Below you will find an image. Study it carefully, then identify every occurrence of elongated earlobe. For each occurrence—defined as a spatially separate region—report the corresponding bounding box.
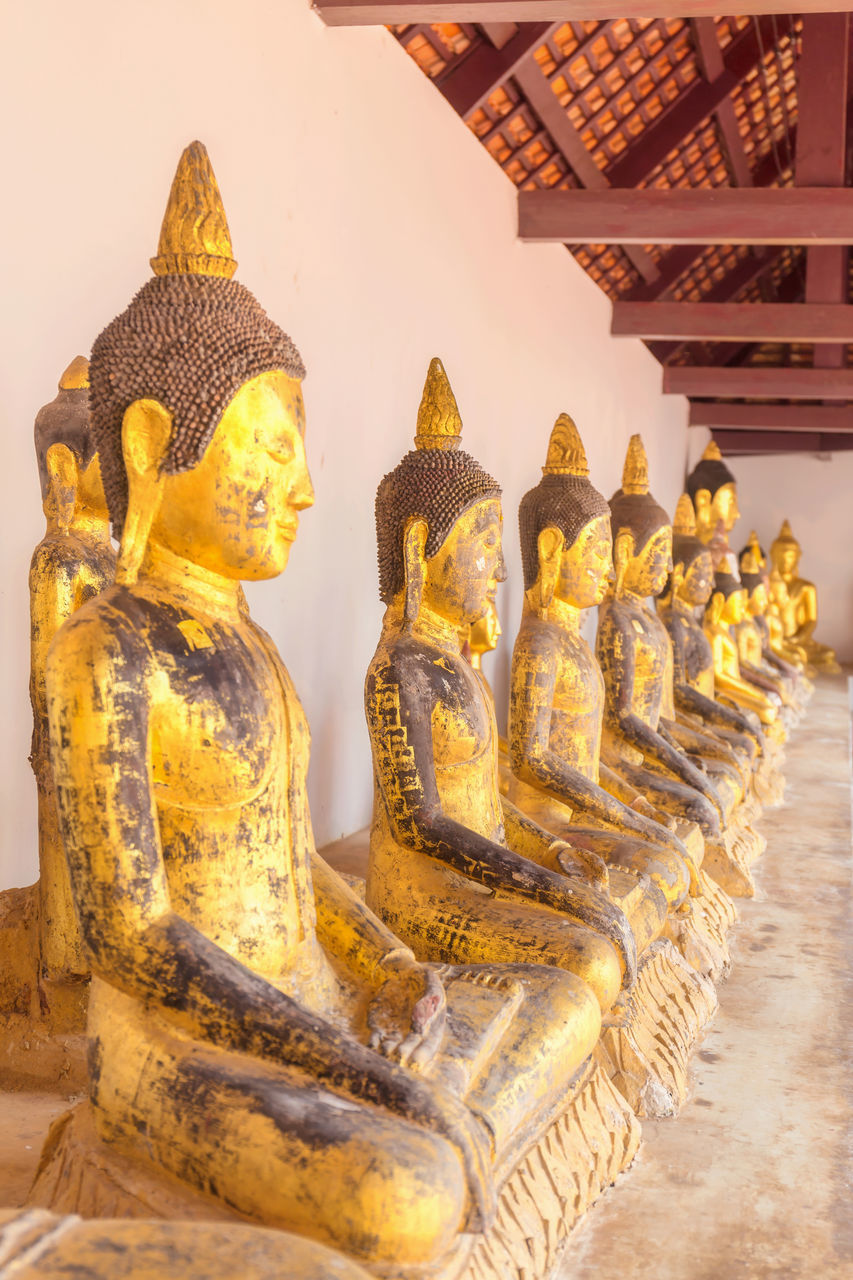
[44,443,79,535]
[536,526,564,616]
[613,529,634,598]
[402,517,429,629]
[116,399,173,586]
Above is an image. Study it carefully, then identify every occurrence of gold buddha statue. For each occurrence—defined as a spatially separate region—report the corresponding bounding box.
[686,442,740,569]
[658,498,784,809]
[769,520,840,674]
[34,144,635,1276]
[703,571,785,729]
[30,357,116,984]
[364,372,718,1125]
[738,548,809,716]
[504,415,732,984]
[0,360,114,1089]
[596,437,759,898]
[740,531,814,679]
[732,553,799,713]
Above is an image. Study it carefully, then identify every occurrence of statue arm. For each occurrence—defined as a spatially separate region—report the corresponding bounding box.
[499,796,610,890]
[673,680,761,751]
[310,851,418,983]
[366,653,636,986]
[598,610,722,820]
[29,548,77,728]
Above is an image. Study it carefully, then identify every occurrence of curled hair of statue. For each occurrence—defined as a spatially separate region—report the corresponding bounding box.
[375,359,501,603]
[686,440,736,503]
[609,434,670,552]
[88,142,305,538]
[518,414,609,591]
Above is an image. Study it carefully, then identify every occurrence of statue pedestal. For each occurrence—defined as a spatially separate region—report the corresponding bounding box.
[0,884,87,1092]
[29,1061,641,1280]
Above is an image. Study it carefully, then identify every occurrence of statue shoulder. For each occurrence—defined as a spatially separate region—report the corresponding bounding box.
[46,585,152,684]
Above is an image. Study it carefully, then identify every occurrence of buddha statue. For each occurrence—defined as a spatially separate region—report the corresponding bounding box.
[364,372,717,1124]
[703,571,785,729]
[739,549,808,715]
[34,144,641,1277]
[596,436,759,898]
[769,520,840,674]
[741,531,814,677]
[686,442,740,570]
[657,497,784,807]
[504,415,732,986]
[732,552,799,714]
[0,360,114,1089]
[30,357,116,983]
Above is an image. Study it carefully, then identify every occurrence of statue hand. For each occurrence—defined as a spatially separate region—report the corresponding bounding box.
[552,841,610,892]
[368,961,446,1068]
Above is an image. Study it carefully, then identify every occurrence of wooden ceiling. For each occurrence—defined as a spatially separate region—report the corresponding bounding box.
[315,5,853,457]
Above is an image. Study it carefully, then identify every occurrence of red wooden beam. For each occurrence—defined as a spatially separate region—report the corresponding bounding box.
[518,188,853,246]
[664,366,853,400]
[436,22,559,117]
[690,18,752,188]
[605,17,776,190]
[797,14,851,371]
[512,56,660,283]
[712,429,853,454]
[689,402,853,432]
[612,302,853,344]
[316,3,849,24]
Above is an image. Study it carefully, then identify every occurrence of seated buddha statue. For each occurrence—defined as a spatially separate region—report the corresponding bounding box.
[741,531,814,678]
[504,415,732,983]
[686,442,740,572]
[769,520,840,674]
[596,437,758,898]
[30,357,116,984]
[731,553,798,713]
[36,144,640,1275]
[364,372,719,1121]
[738,548,808,716]
[703,572,784,730]
[657,497,783,808]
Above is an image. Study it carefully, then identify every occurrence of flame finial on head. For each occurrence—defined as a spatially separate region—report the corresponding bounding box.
[673,492,696,536]
[778,518,795,540]
[58,356,89,390]
[543,412,589,477]
[622,433,649,495]
[702,441,723,462]
[415,357,462,452]
[150,141,238,280]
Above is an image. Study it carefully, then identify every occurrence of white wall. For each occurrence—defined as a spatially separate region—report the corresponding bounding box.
[709,449,853,664]
[0,0,690,889]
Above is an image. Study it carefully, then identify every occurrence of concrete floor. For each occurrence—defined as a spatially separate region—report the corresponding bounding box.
[560,675,853,1280]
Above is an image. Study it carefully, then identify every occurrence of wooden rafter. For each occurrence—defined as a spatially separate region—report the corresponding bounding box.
[690,18,752,188]
[664,366,853,400]
[712,429,853,454]
[690,402,853,432]
[435,21,560,116]
[316,3,851,24]
[518,188,853,246]
[612,303,853,344]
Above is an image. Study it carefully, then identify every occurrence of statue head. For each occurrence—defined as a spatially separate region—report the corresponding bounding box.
[686,441,740,537]
[375,359,504,632]
[467,598,502,673]
[89,142,312,586]
[518,414,612,613]
[739,549,769,616]
[609,434,672,600]
[34,357,109,534]
[667,493,714,607]
[707,570,748,627]
[769,519,801,579]
[738,529,767,575]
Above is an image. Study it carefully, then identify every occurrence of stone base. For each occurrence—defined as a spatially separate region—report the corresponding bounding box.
[0,884,88,1093]
[595,940,717,1119]
[664,870,736,983]
[29,1060,641,1280]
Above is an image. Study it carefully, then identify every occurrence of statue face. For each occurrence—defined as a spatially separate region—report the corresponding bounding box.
[679,550,714,607]
[749,583,768,615]
[423,498,506,630]
[554,514,612,609]
[713,482,740,532]
[624,525,672,598]
[152,370,313,581]
[773,544,799,577]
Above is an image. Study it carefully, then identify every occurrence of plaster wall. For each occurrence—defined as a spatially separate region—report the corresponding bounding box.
[0,0,689,888]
